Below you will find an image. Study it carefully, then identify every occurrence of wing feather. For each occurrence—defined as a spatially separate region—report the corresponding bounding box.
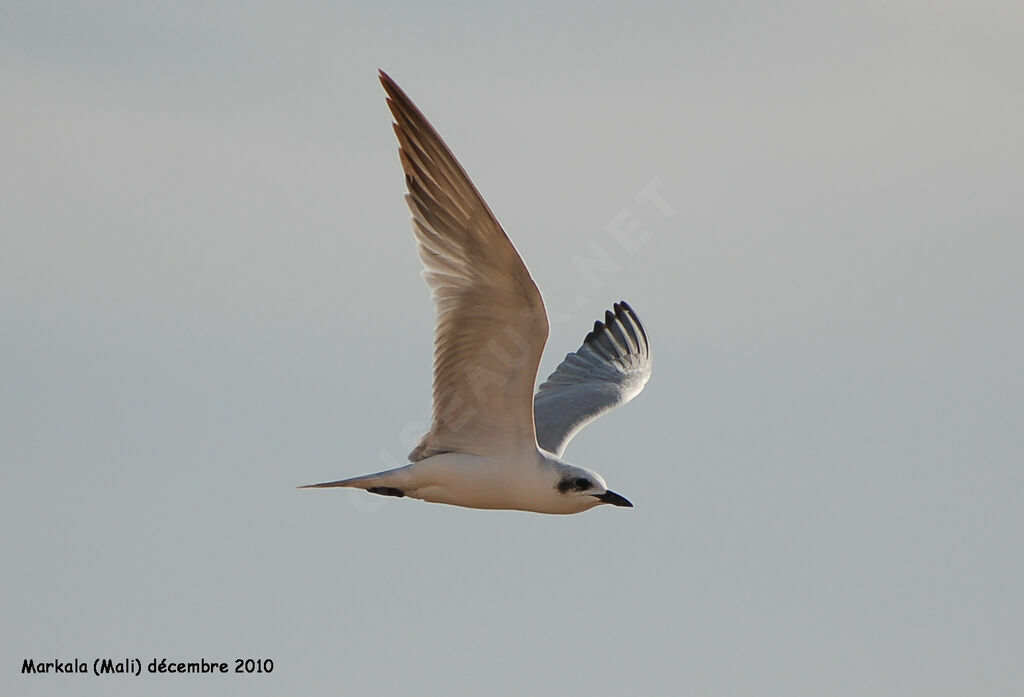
[533,302,652,456]
[379,71,549,462]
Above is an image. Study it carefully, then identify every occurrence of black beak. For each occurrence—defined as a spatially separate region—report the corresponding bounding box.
[595,490,633,507]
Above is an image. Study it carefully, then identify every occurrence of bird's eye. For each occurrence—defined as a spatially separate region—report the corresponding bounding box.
[574,478,590,491]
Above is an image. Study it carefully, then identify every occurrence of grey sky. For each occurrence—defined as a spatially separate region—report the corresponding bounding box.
[3,2,1022,695]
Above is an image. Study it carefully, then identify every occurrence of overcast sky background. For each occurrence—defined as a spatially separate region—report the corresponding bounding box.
[3,2,1022,695]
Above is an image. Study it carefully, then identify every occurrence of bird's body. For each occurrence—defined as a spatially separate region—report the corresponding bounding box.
[315,449,621,515]
[301,71,652,514]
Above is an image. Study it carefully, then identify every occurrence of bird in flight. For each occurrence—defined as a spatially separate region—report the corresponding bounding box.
[301,71,652,514]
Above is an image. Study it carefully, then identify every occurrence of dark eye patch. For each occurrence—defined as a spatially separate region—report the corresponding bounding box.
[557,477,594,493]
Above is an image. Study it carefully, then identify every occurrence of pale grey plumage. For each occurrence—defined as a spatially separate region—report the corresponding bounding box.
[534,302,652,457]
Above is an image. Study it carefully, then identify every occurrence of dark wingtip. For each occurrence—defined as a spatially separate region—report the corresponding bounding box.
[614,300,636,321]
[612,300,648,351]
[378,69,407,107]
[613,301,635,333]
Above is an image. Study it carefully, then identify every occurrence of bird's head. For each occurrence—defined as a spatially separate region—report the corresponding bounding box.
[552,464,633,512]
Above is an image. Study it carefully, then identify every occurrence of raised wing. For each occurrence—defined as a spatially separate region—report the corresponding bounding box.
[533,302,652,456]
[380,71,550,462]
